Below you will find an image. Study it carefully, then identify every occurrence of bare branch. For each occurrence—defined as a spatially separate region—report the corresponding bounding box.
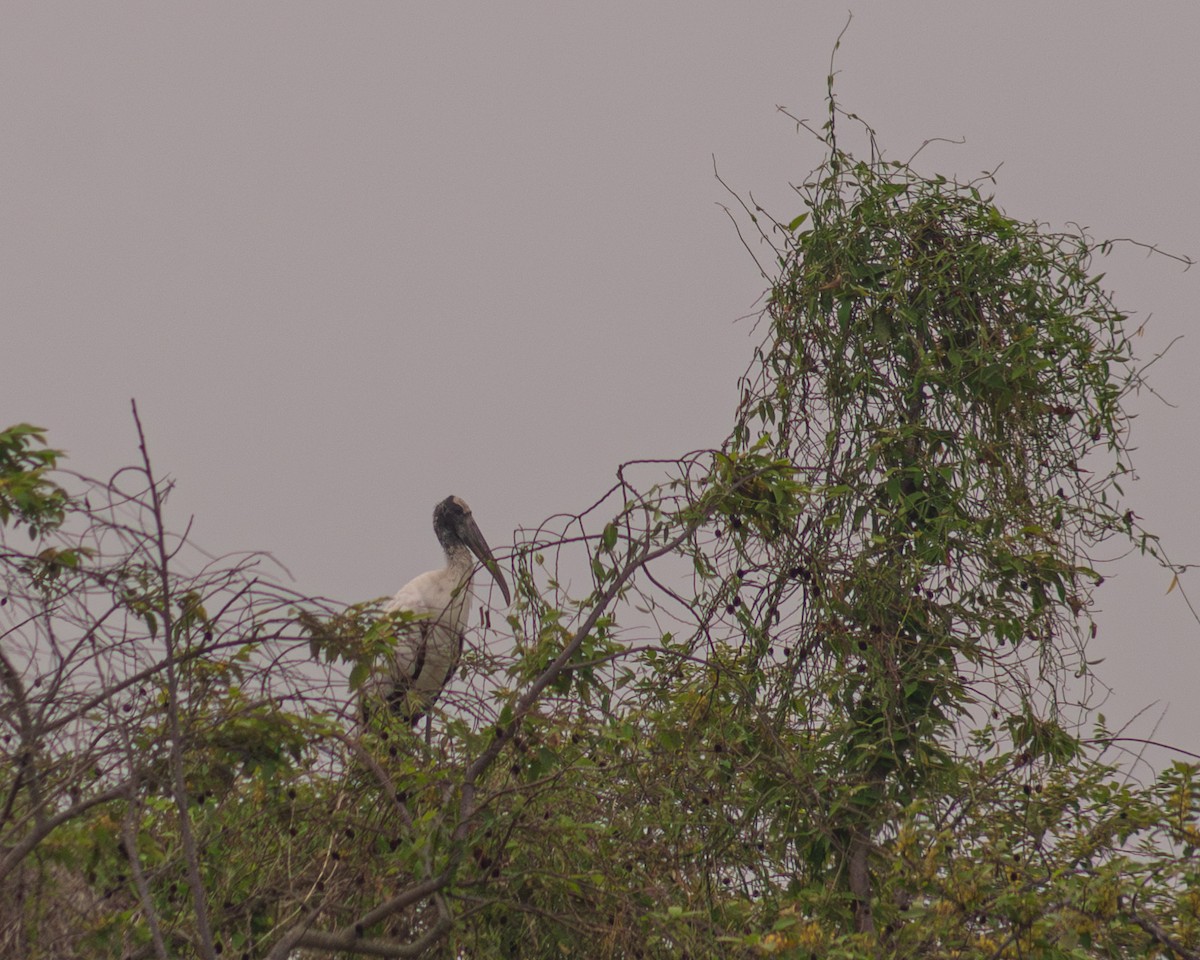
[130,399,217,960]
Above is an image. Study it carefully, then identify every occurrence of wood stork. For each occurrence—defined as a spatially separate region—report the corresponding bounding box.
[368,496,511,725]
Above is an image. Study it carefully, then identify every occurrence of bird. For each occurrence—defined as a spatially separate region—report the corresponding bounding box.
[367,495,511,725]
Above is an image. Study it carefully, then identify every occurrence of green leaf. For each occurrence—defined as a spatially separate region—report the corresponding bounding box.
[348,661,370,691]
[602,522,618,550]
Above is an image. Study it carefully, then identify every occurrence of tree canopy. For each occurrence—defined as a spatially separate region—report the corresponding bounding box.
[2,96,1196,960]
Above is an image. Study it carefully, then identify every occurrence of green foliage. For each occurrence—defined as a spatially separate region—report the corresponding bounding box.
[0,423,67,538]
[298,601,425,694]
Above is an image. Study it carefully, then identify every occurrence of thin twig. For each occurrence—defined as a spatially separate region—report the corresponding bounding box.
[131,398,217,960]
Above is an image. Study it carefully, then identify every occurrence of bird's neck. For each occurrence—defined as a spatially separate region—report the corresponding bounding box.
[443,544,475,579]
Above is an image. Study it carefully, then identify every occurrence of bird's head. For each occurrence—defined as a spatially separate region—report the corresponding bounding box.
[434,496,512,606]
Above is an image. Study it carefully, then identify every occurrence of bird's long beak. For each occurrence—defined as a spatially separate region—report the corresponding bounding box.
[463,517,512,606]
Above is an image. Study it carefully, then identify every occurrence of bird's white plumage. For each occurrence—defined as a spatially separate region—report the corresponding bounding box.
[382,552,475,708]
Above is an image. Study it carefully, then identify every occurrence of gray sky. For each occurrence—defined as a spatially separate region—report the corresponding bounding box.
[3,2,1197,760]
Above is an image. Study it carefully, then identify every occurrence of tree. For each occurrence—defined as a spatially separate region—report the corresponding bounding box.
[2,94,1196,959]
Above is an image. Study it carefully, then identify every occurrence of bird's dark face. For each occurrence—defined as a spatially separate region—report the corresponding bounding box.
[433,496,512,605]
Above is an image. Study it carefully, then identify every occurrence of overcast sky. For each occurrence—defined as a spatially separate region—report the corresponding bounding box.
[3,2,1197,760]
